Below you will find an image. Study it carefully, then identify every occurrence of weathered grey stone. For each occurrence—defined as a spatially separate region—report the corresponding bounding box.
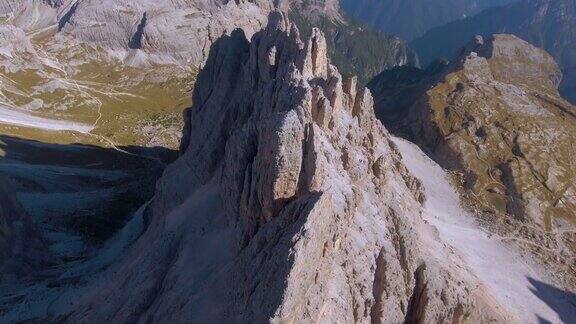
[371,33,576,289]
[75,12,503,323]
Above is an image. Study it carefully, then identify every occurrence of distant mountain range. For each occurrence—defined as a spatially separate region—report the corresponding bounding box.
[411,0,576,103]
[340,0,515,40]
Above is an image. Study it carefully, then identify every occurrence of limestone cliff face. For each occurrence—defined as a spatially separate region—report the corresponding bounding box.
[0,0,414,77]
[57,0,273,66]
[31,12,510,323]
[371,34,576,283]
[0,0,272,67]
[59,1,271,66]
[0,0,72,31]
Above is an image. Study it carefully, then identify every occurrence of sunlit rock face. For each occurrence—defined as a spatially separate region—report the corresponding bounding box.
[0,0,72,31]
[57,0,273,66]
[0,10,511,324]
[0,0,272,66]
[370,34,576,286]
[375,34,576,228]
[67,11,504,323]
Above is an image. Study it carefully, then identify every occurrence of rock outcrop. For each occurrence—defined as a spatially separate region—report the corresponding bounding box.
[0,0,71,31]
[116,12,512,322]
[411,0,576,104]
[0,24,43,72]
[0,0,272,67]
[0,12,511,323]
[0,0,414,77]
[287,1,418,84]
[370,34,576,286]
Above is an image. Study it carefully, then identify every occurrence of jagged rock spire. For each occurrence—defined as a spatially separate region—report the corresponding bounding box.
[147,11,505,322]
[4,11,509,323]
[171,11,384,230]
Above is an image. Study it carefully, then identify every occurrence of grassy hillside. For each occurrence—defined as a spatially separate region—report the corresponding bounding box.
[0,23,194,149]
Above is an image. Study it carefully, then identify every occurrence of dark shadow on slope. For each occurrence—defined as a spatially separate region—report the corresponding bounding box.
[0,134,178,319]
[58,0,79,32]
[410,1,534,68]
[367,60,448,134]
[404,264,429,324]
[0,135,176,245]
[129,12,148,49]
[527,277,576,324]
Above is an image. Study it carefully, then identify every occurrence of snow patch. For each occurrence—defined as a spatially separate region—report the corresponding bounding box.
[0,104,93,133]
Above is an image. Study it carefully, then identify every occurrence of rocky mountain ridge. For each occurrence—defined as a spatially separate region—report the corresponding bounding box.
[411,0,576,104]
[0,11,535,323]
[0,9,574,324]
[370,34,576,288]
[0,0,414,147]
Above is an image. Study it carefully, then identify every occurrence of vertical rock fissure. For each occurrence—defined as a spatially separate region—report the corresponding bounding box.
[57,0,79,32]
[404,264,429,324]
[370,249,388,324]
[129,12,148,50]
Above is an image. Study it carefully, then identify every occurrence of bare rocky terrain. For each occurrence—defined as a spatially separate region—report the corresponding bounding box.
[370,34,576,291]
[411,0,576,104]
[0,2,575,324]
[0,11,574,323]
[0,0,414,149]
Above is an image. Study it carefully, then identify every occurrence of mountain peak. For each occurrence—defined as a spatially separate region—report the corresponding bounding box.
[175,10,383,229]
[11,11,514,322]
[457,34,562,89]
[2,2,575,322]
[369,32,576,291]
[411,0,576,103]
